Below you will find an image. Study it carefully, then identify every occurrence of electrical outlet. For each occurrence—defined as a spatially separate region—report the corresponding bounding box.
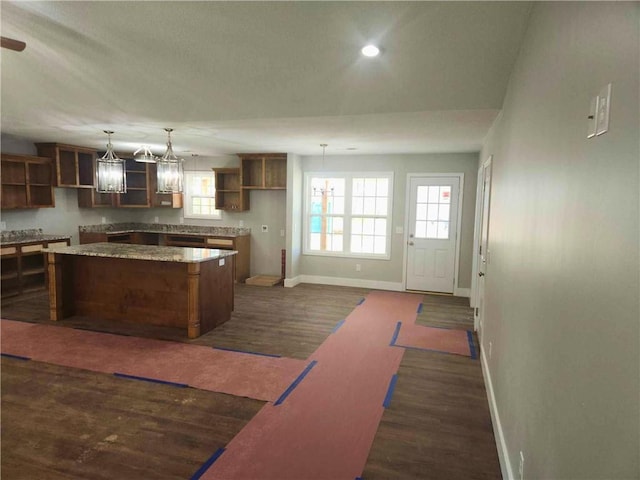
[280,229,285,237]
[179,216,184,224]
[154,216,159,223]
[239,220,244,227]
[489,341,492,359]
[355,264,361,272]
[101,217,106,224]
[519,451,524,480]
[261,225,268,233]
[596,83,612,136]
[0,221,6,230]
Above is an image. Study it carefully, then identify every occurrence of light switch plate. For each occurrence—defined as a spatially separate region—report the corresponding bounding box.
[596,83,612,136]
[587,96,598,138]
[0,221,6,230]
[395,226,403,234]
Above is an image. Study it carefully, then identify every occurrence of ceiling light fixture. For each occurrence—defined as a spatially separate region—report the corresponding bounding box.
[95,130,126,193]
[133,145,157,163]
[361,44,380,57]
[156,128,184,193]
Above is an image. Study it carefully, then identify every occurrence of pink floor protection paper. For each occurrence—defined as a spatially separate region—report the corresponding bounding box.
[0,319,306,402]
[200,290,423,480]
[394,322,475,357]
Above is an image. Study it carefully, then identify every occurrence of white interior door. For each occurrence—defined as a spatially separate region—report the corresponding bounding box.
[406,176,460,293]
[476,158,492,337]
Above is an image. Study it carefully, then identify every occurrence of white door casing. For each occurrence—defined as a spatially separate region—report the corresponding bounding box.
[475,157,492,338]
[405,175,461,293]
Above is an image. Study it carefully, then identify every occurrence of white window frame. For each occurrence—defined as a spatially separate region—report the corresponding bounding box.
[303,171,394,260]
[183,171,222,220]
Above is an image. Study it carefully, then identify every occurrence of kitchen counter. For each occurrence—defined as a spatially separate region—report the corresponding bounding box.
[43,242,237,263]
[45,243,236,338]
[78,222,250,237]
[1,229,71,246]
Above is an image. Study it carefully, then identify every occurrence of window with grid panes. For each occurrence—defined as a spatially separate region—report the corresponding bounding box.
[304,172,393,259]
[183,171,221,220]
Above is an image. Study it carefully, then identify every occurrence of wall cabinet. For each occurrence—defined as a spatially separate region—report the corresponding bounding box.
[214,168,249,211]
[1,154,55,209]
[35,143,96,188]
[239,153,287,189]
[1,238,71,298]
[213,154,286,211]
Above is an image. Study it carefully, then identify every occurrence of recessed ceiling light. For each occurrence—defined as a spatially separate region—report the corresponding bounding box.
[361,44,380,57]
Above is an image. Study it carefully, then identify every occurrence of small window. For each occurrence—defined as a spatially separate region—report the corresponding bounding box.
[183,171,221,220]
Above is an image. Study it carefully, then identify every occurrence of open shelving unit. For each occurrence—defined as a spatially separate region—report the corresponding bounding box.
[214,168,249,211]
[35,143,96,188]
[1,154,55,209]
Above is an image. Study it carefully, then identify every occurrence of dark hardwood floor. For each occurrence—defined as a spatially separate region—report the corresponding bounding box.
[1,284,501,479]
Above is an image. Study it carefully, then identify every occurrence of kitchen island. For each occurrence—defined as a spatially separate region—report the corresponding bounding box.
[44,243,237,338]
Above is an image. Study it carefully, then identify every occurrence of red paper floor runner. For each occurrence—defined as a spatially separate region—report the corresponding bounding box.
[0,319,306,402]
[201,290,423,480]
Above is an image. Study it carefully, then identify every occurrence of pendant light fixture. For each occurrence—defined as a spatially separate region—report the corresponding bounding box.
[96,130,126,193]
[133,145,156,163]
[156,128,184,193]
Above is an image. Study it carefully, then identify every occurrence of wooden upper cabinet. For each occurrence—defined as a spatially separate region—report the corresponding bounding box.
[214,168,249,211]
[238,153,287,190]
[148,163,183,208]
[35,143,96,188]
[1,154,55,209]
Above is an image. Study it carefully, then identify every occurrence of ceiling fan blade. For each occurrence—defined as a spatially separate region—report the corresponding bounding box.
[1,36,26,52]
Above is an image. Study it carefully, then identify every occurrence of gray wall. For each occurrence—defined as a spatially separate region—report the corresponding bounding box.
[480,3,639,479]
[0,138,286,276]
[295,152,478,289]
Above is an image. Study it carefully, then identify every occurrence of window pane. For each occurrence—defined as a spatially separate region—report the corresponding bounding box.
[437,222,449,239]
[438,204,450,222]
[428,186,439,203]
[364,178,376,196]
[363,197,376,215]
[427,204,439,221]
[351,235,362,253]
[375,198,388,216]
[352,217,363,234]
[331,234,343,252]
[193,197,201,205]
[193,205,201,214]
[333,179,345,196]
[332,217,344,234]
[440,186,451,204]
[377,178,389,197]
[310,215,322,233]
[311,196,323,211]
[417,186,428,202]
[416,221,427,238]
[374,236,386,254]
[374,218,386,236]
[352,197,364,215]
[310,233,321,250]
[353,178,364,196]
[426,221,438,238]
[362,218,375,235]
[332,196,345,215]
[362,235,374,253]
[417,203,427,221]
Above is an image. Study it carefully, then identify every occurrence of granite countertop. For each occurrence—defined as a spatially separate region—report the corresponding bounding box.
[43,242,237,263]
[0,229,71,246]
[79,222,251,237]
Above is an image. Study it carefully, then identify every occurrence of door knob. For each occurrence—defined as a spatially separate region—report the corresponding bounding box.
[478,272,485,277]
[408,241,414,246]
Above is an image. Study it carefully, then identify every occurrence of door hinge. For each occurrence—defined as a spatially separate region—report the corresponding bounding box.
[475,307,479,317]
[479,245,482,255]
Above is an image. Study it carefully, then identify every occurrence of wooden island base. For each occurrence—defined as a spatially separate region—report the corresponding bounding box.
[46,244,235,338]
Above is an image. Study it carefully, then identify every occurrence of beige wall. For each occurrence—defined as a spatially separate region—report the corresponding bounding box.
[294,152,478,289]
[480,3,639,478]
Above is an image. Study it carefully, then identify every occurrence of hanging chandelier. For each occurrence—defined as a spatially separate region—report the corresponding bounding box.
[95,130,126,193]
[156,128,184,193]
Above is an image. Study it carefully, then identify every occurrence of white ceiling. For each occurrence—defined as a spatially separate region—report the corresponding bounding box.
[1,1,531,157]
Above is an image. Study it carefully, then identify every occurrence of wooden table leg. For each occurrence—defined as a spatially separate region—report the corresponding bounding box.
[47,252,64,321]
[187,263,201,339]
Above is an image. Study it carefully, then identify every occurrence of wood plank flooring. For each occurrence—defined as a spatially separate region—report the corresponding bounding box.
[1,284,501,479]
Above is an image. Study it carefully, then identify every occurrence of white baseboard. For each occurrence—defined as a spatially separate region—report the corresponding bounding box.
[454,287,471,298]
[284,276,302,288]
[285,274,403,292]
[481,348,513,480]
